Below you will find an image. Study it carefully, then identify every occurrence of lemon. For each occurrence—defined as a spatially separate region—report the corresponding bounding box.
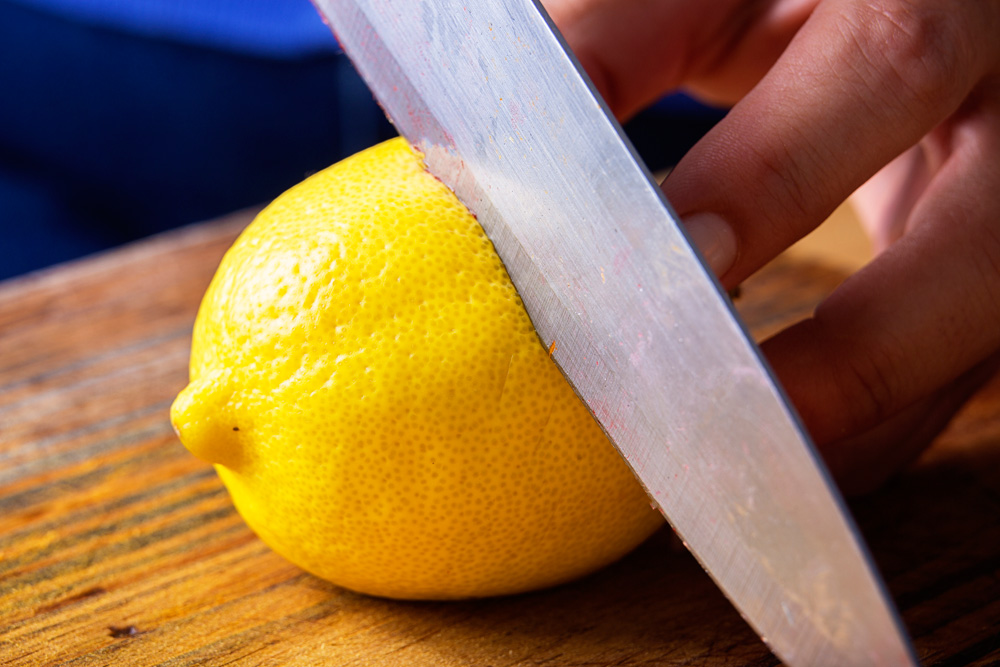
[170,137,662,600]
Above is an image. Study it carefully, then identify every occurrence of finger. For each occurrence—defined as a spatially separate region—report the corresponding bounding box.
[543,0,814,119]
[851,121,954,254]
[823,352,1000,497]
[545,0,730,118]
[682,0,820,107]
[762,88,1000,446]
[849,143,931,254]
[664,0,1000,287]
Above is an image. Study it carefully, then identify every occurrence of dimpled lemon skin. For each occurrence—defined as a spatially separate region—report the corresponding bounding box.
[170,137,663,600]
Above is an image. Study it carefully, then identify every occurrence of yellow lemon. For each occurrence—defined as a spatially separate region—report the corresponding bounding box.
[170,137,662,600]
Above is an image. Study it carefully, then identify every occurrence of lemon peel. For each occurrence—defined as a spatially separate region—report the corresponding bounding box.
[171,137,662,600]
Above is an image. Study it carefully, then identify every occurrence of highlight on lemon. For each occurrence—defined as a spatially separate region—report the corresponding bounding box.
[170,137,662,600]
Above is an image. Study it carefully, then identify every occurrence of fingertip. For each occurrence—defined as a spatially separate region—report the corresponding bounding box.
[682,212,738,279]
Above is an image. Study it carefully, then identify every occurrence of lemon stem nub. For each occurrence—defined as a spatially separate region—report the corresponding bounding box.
[170,374,244,470]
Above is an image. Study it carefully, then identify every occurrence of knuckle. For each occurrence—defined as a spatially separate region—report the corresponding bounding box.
[748,126,832,232]
[832,335,906,434]
[848,0,971,112]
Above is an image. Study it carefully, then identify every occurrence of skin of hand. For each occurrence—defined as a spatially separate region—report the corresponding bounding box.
[544,0,1000,494]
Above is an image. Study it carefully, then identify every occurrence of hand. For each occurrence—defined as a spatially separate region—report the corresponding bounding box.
[545,0,1000,494]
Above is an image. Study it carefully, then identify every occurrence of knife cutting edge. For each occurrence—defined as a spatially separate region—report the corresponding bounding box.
[311,0,919,664]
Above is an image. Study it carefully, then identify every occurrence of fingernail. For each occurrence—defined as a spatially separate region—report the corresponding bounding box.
[683,212,737,278]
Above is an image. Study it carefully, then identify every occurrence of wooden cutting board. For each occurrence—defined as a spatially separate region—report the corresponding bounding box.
[2,206,999,666]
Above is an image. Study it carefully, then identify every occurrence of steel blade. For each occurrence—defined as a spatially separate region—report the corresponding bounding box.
[313,0,918,663]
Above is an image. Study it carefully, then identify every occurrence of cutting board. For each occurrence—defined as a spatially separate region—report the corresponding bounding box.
[2,206,1000,666]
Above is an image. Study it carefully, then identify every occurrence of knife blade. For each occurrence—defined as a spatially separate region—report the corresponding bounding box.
[312,0,918,663]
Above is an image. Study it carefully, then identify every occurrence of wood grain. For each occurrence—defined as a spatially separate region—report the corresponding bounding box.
[2,208,999,666]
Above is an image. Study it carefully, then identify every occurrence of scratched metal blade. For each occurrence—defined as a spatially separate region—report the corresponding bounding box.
[313,0,917,664]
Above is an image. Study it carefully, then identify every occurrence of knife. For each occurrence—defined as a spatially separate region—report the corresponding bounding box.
[311,0,918,664]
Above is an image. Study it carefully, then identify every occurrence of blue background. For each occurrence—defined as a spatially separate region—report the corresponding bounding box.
[0,0,725,281]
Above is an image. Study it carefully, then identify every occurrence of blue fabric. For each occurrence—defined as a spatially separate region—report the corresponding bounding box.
[4,0,341,58]
[0,0,395,281]
[0,0,723,281]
